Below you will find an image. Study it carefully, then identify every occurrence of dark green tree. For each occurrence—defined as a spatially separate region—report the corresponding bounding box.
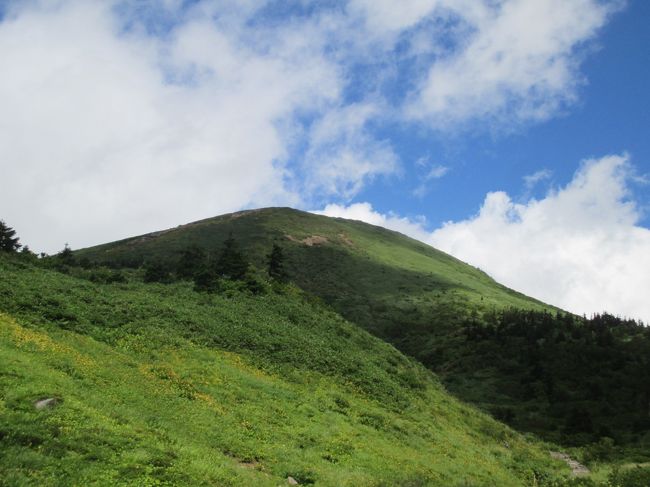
[267,243,288,282]
[0,220,21,252]
[19,245,38,263]
[143,260,171,283]
[177,245,207,279]
[57,243,75,266]
[193,268,219,293]
[215,235,248,280]
[243,265,267,295]
[20,245,34,256]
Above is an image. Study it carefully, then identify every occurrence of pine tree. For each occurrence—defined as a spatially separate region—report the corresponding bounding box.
[267,243,288,282]
[177,245,207,279]
[143,260,171,283]
[0,220,21,252]
[215,235,248,280]
[57,243,75,266]
[193,268,219,293]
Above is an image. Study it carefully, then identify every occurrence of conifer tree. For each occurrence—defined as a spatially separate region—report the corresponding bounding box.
[215,234,248,280]
[0,220,21,252]
[177,245,207,279]
[267,243,288,282]
[143,260,171,283]
[193,268,219,293]
[57,243,75,266]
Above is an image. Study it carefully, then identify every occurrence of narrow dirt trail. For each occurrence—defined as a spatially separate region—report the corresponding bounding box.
[550,451,590,476]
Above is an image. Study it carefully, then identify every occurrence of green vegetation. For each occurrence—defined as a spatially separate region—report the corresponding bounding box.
[446,309,650,452]
[0,220,21,253]
[5,207,649,485]
[73,207,650,451]
[267,243,289,283]
[1,253,569,486]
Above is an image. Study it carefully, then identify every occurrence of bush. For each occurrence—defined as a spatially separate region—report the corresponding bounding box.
[143,261,172,283]
[608,466,650,487]
[582,437,618,463]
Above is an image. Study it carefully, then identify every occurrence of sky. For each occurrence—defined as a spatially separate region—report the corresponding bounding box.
[1,0,649,321]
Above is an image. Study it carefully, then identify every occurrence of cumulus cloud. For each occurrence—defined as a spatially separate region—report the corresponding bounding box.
[407,0,618,127]
[303,102,399,199]
[347,0,441,33]
[0,0,622,253]
[319,155,650,322]
[317,202,430,240]
[0,0,338,252]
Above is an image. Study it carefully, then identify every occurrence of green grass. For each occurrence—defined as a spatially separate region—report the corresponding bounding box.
[73,207,552,366]
[69,208,650,455]
[0,254,569,486]
[76,207,546,315]
[71,209,562,423]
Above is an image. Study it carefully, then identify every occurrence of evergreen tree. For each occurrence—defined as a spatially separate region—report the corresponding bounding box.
[243,265,266,294]
[0,220,21,252]
[267,243,288,282]
[19,245,38,263]
[57,243,75,266]
[177,245,207,279]
[193,268,219,293]
[215,235,248,280]
[143,260,171,283]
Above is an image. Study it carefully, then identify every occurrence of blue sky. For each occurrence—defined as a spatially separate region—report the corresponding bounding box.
[357,0,650,226]
[1,0,649,320]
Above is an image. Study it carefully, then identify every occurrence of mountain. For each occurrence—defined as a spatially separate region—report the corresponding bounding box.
[0,252,567,486]
[74,207,550,350]
[74,207,650,451]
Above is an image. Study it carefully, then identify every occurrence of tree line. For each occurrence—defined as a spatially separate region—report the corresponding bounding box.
[459,308,650,448]
[0,219,289,293]
[143,234,289,293]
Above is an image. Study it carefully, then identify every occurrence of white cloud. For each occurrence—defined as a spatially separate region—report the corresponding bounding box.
[317,202,430,241]
[318,155,650,322]
[0,0,624,255]
[347,0,441,33]
[303,102,399,199]
[406,0,618,127]
[426,165,449,180]
[413,163,450,197]
[0,0,339,252]
[523,169,553,189]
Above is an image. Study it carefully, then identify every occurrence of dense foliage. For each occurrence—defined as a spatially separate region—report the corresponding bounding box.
[267,243,288,282]
[0,253,571,486]
[0,220,21,253]
[72,208,650,452]
[437,309,650,451]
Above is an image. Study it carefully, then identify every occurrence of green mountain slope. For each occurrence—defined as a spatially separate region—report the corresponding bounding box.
[75,207,549,341]
[0,254,568,486]
[73,208,650,451]
[77,207,543,305]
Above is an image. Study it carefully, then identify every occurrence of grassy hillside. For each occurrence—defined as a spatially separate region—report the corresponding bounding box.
[72,208,650,451]
[75,208,546,322]
[74,207,550,362]
[0,254,570,486]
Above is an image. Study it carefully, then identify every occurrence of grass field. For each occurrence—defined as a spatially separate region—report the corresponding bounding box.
[0,254,570,486]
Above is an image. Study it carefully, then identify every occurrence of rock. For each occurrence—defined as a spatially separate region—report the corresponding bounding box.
[287,476,299,485]
[34,397,60,410]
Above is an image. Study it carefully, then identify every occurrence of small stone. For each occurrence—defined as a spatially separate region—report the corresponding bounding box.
[287,476,299,485]
[34,397,59,410]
